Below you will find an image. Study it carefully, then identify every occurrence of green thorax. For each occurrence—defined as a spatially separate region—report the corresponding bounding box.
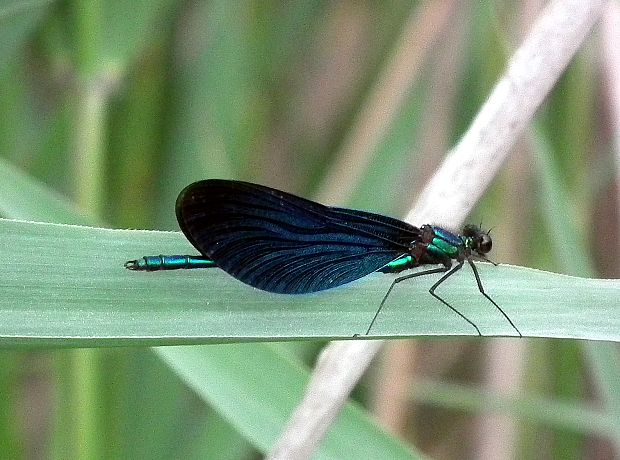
[427,226,464,259]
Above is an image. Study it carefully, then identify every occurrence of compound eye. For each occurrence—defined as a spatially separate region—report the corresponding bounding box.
[478,234,492,253]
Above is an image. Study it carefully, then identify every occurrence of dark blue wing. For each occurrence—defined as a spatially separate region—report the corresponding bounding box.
[175,179,420,293]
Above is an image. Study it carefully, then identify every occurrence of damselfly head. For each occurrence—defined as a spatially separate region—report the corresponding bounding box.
[462,224,492,255]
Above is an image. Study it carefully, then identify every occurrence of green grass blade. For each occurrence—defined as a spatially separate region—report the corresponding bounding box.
[0,157,94,225]
[156,344,420,460]
[0,218,617,346]
[0,151,422,456]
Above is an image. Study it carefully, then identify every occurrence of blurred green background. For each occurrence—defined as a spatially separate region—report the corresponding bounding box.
[1,1,619,459]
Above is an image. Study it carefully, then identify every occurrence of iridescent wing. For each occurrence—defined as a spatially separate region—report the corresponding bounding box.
[175,179,420,293]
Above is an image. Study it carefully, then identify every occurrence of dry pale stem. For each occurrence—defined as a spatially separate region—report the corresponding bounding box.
[267,1,607,459]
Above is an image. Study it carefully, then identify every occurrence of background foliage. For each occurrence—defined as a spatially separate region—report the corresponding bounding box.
[0,1,618,459]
